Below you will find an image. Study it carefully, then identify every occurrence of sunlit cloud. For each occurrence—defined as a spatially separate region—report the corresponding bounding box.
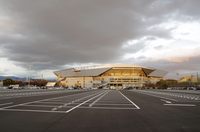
[0,58,27,76]
[122,20,200,64]
[0,0,200,78]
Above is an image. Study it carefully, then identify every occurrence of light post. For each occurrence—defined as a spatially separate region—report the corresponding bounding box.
[27,65,32,89]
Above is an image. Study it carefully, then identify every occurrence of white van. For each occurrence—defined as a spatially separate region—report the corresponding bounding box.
[9,84,20,89]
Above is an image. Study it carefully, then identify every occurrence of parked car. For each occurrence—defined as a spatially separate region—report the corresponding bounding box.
[187,87,197,90]
[8,84,20,89]
[7,85,13,89]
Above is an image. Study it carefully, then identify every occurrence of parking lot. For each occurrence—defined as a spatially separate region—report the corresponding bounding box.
[0,89,199,132]
[0,88,79,100]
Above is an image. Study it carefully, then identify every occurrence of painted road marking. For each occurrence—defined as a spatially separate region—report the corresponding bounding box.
[135,90,200,101]
[134,91,177,101]
[50,91,103,110]
[0,102,13,107]
[0,108,67,114]
[77,106,138,110]
[51,91,105,111]
[70,103,133,106]
[119,91,140,109]
[0,105,138,114]
[164,104,196,106]
[65,91,106,113]
[24,104,60,107]
[36,102,65,105]
[160,99,172,104]
[0,90,88,100]
[89,91,109,107]
[0,91,98,110]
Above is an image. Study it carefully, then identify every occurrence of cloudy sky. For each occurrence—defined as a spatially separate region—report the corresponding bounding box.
[0,0,200,79]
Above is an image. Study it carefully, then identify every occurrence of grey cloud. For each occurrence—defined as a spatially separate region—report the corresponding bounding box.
[122,42,146,54]
[119,54,200,79]
[139,55,200,76]
[154,45,164,50]
[0,0,200,72]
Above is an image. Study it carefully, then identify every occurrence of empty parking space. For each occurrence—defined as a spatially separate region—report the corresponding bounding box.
[0,90,140,113]
[131,90,200,102]
[0,89,85,100]
[0,89,199,132]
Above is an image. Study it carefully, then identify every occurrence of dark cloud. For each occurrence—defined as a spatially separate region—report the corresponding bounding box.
[0,0,200,73]
[138,55,200,79]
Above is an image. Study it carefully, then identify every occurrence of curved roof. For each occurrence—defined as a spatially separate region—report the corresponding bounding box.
[148,70,167,77]
[54,65,167,78]
[54,68,111,77]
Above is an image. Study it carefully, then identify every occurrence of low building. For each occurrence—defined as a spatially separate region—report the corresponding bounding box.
[46,82,56,88]
[179,75,199,83]
[54,64,167,90]
[0,80,3,87]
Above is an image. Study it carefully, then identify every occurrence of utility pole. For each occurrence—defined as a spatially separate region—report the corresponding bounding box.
[28,65,32,89]
[41,74,44,79]
[176,73,179,80]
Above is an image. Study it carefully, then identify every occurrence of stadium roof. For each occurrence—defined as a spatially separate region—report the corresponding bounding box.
[148,70,167,77]
[54,65,167,77]
[54,68,111,77]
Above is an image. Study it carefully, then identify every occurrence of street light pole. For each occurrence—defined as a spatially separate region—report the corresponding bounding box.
[28,65,31,89]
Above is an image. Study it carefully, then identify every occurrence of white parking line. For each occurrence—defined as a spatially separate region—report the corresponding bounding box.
[0,108,66,113]
[135,91,178,101]
[97,101,118,103]
[119,91,140,109]
[0,91,98,110]
[92,104,134,106]
[0,105,138,113]
[134,90,200,101]
[160,99,172,104]
[24,104,60,107]
[36,102,65,105]
[163,104,196,106]
[78,106,138,110]
[51,91,105,111]
[66,91,106,113]
[89,91,109,107]
[71,103,133,106]
[0,102,13,107]
[0,90,87,99]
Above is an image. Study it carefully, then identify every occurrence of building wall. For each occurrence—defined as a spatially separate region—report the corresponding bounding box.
[179,75,198,83]
[56,67,164,89]
[149,77,163,84]
[100,68,148,89]
[59,77,93,88]
[0,81,3,87]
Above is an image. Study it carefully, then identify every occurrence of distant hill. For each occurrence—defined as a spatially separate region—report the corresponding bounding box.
[0,76,26,81]
[0,76,55,81]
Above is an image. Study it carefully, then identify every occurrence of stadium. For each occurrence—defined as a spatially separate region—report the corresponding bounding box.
[54,64,167,90]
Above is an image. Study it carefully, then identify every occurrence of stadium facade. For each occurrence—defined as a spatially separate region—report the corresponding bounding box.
[54,64,167,90]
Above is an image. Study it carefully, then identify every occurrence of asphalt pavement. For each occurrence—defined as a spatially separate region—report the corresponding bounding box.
[0,89,199,132]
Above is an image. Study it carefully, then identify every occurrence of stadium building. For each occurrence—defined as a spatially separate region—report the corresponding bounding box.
[54,64,167,90]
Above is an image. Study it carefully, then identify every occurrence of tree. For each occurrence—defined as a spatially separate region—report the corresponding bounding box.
[144,83,156,89]
[14,80,25,86]
[156,80,168,89]
[3,78,15,86]
[30,79,48,86]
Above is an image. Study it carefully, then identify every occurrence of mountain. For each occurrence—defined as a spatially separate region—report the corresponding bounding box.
[0,76,26,81]
[0,76,55,81]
